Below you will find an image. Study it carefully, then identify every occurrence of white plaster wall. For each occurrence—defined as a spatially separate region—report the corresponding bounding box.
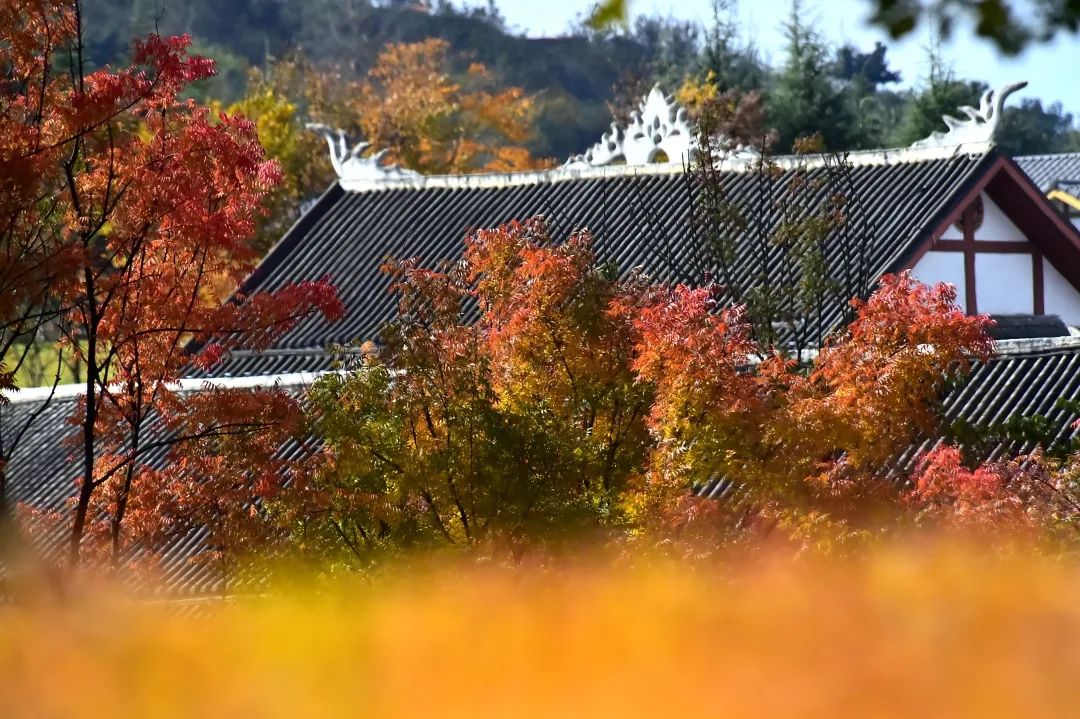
[975,254,1033,314]
[911,251,967,311]
[1044,258,1080,326]
[940,220,963,240]
[977,193,1025,242]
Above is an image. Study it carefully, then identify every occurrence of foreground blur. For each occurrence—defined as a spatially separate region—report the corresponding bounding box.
[1,541,1078,718]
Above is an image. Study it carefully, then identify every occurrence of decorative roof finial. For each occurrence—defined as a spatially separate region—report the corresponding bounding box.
[306,123,421,187]
[564,86,758,170]
[910,81,1028,151]
[565,86,692,168]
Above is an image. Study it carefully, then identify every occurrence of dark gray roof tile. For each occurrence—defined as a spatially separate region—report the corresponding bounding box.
[202,152,991,377]
[1017,152,1080,191]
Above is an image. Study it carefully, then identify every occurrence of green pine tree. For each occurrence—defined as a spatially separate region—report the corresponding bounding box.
[767,0,862,152]
[891,42,984,146]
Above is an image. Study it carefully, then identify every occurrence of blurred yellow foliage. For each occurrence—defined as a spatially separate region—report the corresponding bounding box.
[2,540,1079,718]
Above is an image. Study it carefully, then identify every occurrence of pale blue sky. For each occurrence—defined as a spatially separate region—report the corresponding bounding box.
[484,0,1080,116]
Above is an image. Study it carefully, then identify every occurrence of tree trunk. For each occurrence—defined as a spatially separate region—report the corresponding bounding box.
[69,271,97,567]
[111,418,141,565]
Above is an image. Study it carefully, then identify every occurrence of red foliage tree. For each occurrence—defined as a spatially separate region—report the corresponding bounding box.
[622,271,994,543]
[2,0,343,566]
[909,444,1080,540]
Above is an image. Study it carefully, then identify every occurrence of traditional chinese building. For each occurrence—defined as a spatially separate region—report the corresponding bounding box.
[195,83,1080,379]
[8,83,1080,591]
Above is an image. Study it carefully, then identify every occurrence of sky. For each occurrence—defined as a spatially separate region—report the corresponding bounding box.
[484,0,1080,116]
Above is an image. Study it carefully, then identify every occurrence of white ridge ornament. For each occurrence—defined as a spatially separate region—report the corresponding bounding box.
[306,123,422,185]
[910,81,1028,151]
[563,86,757,170]
[564,86,695,169]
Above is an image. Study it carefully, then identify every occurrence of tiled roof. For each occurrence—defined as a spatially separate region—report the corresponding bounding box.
[0,374,322,596]
[1,391,225,594]
[695,337,1080,499]
[13,141,1072,590]
[1016,152,1080,191]
[11,338,1080,594]
[895,336,1080,471]
[202,148,994,377]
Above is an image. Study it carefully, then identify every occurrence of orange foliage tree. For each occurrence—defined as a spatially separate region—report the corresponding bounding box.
[217,43,548,247]
[294,220,650,560]
[292,219,996,564]
[622,273,993,546]
[313,39,548,175]
[1,0,343,566]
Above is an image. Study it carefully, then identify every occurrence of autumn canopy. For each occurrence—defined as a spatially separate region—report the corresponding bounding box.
[1,0,1078,577]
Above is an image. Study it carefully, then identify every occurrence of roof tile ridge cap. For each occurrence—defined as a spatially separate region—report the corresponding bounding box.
[337,142,996,193]
[772,141,995,170]
[1018,151,1080,159]
[336,162,690,192]
[1,371,338,404]
[229,346,338,356]
[991,336,1080,357]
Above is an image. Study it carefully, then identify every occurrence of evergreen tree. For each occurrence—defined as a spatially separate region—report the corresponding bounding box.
[627,14,704,91]
[891,44,985,146]
[701,0,769,92]
[850,89,909,149]
[997,100,1080,156]
[767,0,861,151]
[830,41,905,149]
[832,42,901,91]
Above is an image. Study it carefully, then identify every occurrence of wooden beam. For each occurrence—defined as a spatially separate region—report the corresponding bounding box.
[933,240,1033,253]
[991,160,1080,296]
[963,205,977,313]
[1033,251,1045,315]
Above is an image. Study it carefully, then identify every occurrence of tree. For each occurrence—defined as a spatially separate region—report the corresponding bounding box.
[325,39,549,175]
[433,0,508,31]
[909,445,1080,542]
[700,0,770,93]
[286,211,996,563]
[676,102,872,356]
[766,1,862,151]
[824,41,907,149]
[0,0,88,511]
[891,46,986,147]
[626,272,993,542]
[292,220,651,561]
[997,99,1080,156]
[831,42,902,90]
[626,14,704,91]
[223,57,336,250]
[218,42,550,241]
[1,0,344,566]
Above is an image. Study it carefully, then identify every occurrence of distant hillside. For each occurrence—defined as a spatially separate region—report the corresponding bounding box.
[82,0,1080,160]
[83,0,651,158]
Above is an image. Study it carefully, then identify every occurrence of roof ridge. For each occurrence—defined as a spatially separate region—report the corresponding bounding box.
[1017,151,1080,160]
[333,141,996,193]
[991,335,1080,357]
[2,371,333,405]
